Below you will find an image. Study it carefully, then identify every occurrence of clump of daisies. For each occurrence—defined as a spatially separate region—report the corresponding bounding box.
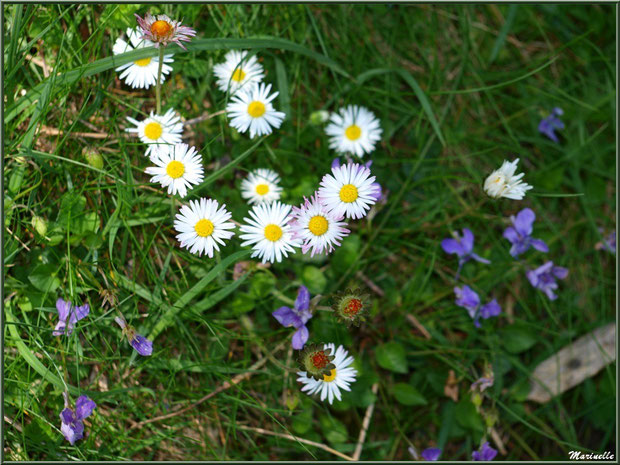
[297,343,358,404]
[483,158,532,200]
[113,27,174,89]
[125,108,184,157]
[213,50,265,95]
[226,83,285,138]
[241,168,282,205]
[325,105,382,157]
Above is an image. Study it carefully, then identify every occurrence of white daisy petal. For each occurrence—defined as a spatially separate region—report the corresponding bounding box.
[240,168,282,205]
[318,162,379,220]
[213,50,265,95]
[483,158,533,200]
[226,83,285,139]
[145,143,204,198]
[125,108,184,156]
[325,105,382,157]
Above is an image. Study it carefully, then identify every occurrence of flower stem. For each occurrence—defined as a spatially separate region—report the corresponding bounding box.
[155,46,165,114]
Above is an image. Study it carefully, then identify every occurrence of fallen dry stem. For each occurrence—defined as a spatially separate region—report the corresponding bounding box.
[352,382,379,461]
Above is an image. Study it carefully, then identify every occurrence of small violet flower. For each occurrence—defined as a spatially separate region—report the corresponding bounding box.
[53,298,90,336]
[332,157,383,202]
[272,285,312,350]
[421,447,442,461]
[538,107,564,143]
[472,442,498,461]
[60,392,96,445]
[526,261,568,301]
[595,229,616,254]
[441,228,490,279]
[454,285,501,328]
[503,208,549,258]
[114,316,153,356]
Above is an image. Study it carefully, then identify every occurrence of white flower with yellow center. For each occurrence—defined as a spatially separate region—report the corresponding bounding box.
[297,343,357,404]
[239,201,300,263]
[125,108,184,156]
[112,27,174,89]
[325,105,382,157]
[483,158,533,200]
[173,198,235,257]
[289,193,350,257]
[213,50,265,95]
[318,162,380,220]
[145,143,203,198]
[241,168,282,205]
[226,83,286,139]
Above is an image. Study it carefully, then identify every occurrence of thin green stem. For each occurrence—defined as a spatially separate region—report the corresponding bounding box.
[155,46,165,114]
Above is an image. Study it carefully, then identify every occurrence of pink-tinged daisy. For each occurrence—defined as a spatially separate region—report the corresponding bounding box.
[318,162,380,220]
[289,193,350,257]
[135,13,196,49]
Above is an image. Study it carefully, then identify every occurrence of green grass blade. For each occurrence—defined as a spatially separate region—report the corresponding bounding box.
[147,249,251,341]
[488,5,518,64]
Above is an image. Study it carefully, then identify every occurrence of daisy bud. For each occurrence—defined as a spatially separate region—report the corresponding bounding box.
[298,343,336,381]
[331,288,370,327]
[82,147,104,170]
[31,215,47,237]
[309,110,330,125]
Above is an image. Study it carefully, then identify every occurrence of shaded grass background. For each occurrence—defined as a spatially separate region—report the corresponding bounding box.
[3,3,616,461]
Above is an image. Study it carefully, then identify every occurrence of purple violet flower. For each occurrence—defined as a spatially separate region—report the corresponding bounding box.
[538,107,564,143]
[114,316,153,356]
[472,442,498,461]
[53,298,90,336]
[60,392,96,445]
[595,229,616,254]
[503,208,549,258]
[421,447,442,461]
[332,157,383,201]
[471,376,494,393]
[454,285,501,328]
[526,261,568,301]
[272,285,312,350]
[442,228,490,279]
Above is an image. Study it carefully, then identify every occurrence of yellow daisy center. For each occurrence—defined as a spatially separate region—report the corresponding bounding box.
[323,369,337,382]
[166,160,185,179]
[150,20,173,37]
[247,101,266,118]
[144,121,163,140]
[134,57,152,67]
[264,224,283,242]
[255,183,269,195]
[308,215,328,236]
[345,124,362,141]
[194,219,214,237]
[231,68,246,82]
[339,184,358,203]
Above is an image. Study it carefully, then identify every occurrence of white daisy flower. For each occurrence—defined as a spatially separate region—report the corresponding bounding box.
[241,168,282,205]
[239,201,300,263]
[318,162,380,220]
[325,105,382,157]
[173,198,235,257]
[113,27,174,89]
[125,108,184,156]
[297,343,358,405]
[145,143,204,198]
[289,193,350,257]
[226,83,286,139]
[213,50,265,95]
[483,158,533,200]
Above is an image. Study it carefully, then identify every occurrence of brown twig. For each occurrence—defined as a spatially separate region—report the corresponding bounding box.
[5,227,31,252]
[355,271,384,297]
[237,425,354,461]
[129,340,287,430]
[406,314,432,340]
[184,110,226,126]
[39,126,111,139]
[490,427,507,455]
[352,382,379,461]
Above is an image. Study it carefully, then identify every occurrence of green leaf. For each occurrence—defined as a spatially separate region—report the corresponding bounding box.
[292,408,313,435]
[147,249,251,341]
[500,326,538,354]
[488,5,518,64]
[331,234,361,274]
[376,342,408,374]
[28,264,61,293]
[249,272,276,299]
[392,383,427,406]
[319,415,348,445]
[301,266,327,294]
[455,400,485,432]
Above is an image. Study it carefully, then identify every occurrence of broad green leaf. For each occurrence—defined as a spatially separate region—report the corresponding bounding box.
[455,400,485,432]
[301,266,327,294]
[392,382,427,406]
[28,264,61,293]
[376,342,408,374]
[501,326,538,354]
